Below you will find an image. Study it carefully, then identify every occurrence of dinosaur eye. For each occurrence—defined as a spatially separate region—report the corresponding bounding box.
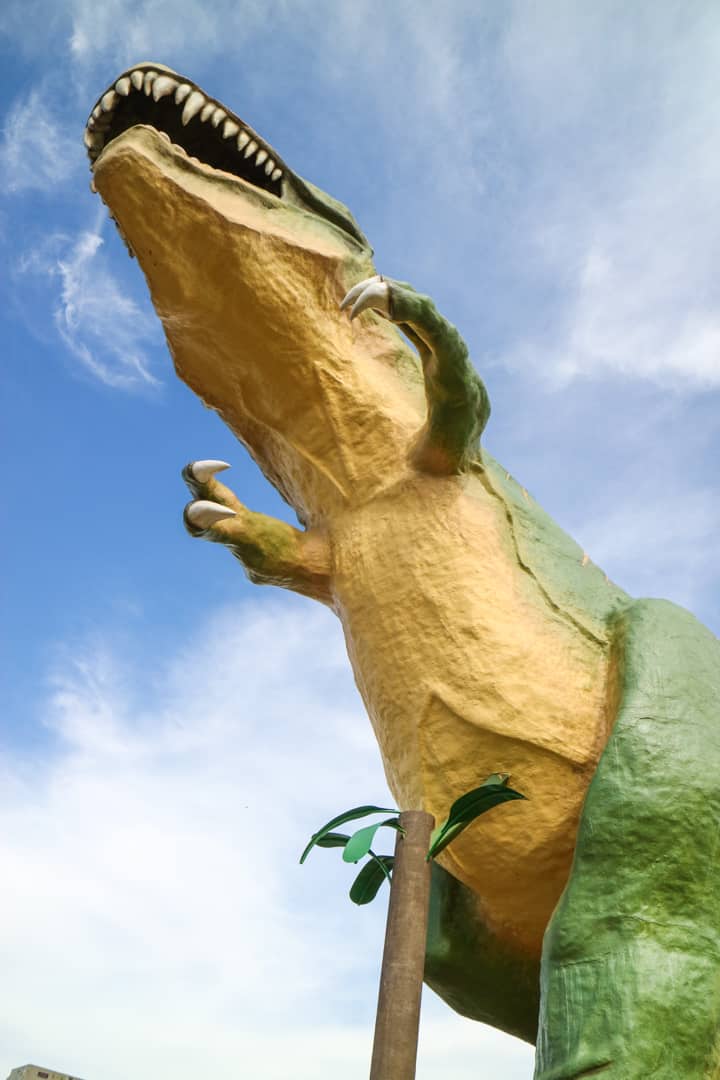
[84,67,284,196]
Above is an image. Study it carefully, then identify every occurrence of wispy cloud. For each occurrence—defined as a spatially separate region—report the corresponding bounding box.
[0,598,534,1078]
[16,212,162,389]
[0,87,81,193]
[574,488,720,622]
[499,3,720,390]
[66,0,246,65]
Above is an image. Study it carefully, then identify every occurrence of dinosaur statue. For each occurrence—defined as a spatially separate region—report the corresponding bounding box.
[85,63,720,1078]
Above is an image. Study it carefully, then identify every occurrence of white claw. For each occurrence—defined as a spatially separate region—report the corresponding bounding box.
[186,500,237,529]
[348,280,391,321]
[190,460,231,482]
[339,275,383,312]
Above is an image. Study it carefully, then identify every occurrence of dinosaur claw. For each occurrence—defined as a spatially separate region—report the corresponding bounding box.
[188,459,231,482]
[348,280,391,321]
[340,275,383,312]
[185,500,237,529]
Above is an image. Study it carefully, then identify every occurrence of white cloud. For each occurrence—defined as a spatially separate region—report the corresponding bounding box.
[0,87,81,193]
[499,2,720,390]
[16,214,162,389]
[66,0,243,64]
[573,489,720,622]
[0,597,535,1079]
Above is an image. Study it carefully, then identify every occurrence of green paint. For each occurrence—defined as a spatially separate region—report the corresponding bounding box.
[382,282,491,472]
[481,455,630,640]
[536,600,720,1078]
[426,863,540,1043]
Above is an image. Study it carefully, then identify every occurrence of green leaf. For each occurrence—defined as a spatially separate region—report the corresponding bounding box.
[314,832,351,849]
[428,774,510,852]
[299,804,397,864]
[368,851,394,882]
[427,781,525,860]
[349,855,395,905]
[342,818,402,864]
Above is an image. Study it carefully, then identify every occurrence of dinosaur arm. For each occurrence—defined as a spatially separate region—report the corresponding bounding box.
[341,277,490,474]
[182,461,332,604]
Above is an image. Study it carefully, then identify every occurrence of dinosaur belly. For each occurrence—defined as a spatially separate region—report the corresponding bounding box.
[332,473,612,958]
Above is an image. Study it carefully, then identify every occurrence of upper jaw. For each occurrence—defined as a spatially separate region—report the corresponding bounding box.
[84,62,285,196]
[85,61,372,252]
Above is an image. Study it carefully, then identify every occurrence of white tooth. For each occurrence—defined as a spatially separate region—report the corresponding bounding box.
[175,83,192,104]
[87,116,96,130]
[271,168,282,182]
[92,105,102,120]
[130,70,144,91]
[244,138,258,159]
[173,142,188,156]
[200,103,214,122]
[237,131,250,150]
[264,157,274,175]
[186,501,237,529]
[143,71,158,95]
[190,460,231,482]
[182,90,205,126]
[158,130,172,144]
[101,90,117,112]
[89,177,97,193]
[115,76,131,96]
[255,149,268,166]
[222,119,239,139]
[211,108,226,128]
[152,75,178,101]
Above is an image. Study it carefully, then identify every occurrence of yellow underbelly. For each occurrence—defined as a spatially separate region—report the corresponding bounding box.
[332,474,612,957]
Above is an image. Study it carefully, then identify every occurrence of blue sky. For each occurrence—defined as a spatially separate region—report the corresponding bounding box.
[1,3,719,1077]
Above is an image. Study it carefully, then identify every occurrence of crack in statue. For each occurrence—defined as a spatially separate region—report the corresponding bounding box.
[86,63,720,1079]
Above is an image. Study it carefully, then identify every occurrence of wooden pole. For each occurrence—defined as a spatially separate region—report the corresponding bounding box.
[369,809,435,1080]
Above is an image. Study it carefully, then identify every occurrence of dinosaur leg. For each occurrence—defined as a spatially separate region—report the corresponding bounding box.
[425,862,540,1044]
[182,460,332,605]
[341,276,490,474]
[535,599,720,1079]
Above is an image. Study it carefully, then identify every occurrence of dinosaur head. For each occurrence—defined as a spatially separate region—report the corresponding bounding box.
[87,63,425,521]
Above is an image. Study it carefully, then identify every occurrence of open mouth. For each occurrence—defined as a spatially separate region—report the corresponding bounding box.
[84,63,284,197]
